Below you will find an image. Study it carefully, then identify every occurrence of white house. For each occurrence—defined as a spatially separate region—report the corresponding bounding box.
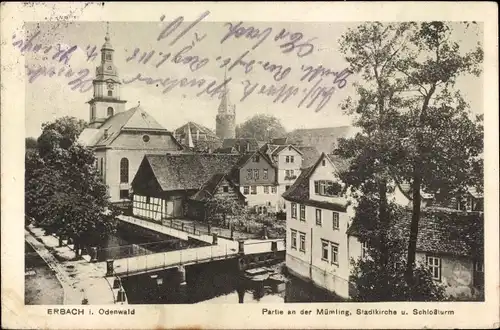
[282,152,354,299]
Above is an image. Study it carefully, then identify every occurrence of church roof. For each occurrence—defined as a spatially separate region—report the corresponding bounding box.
[79,105,169,147]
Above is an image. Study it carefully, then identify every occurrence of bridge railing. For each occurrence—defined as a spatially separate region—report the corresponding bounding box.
[96,238,193,261]
[243,239,286,255]
[112,243,239,276]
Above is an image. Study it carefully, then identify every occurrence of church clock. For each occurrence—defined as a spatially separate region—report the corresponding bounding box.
[107,82,114,90]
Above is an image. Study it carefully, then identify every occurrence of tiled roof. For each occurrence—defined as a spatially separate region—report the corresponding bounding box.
[271,137,288,145]
[287,126,357,153]
[144,154,241,191]
[79,105,169,147]
[189,173,245,202]
[214,147,237,154]
[296,146,320,168]
[222,138,259,152]
[347,208,483,258]
[282,153,350,213]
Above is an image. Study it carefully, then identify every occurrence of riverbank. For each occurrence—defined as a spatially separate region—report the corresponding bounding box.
[25,225,116,305]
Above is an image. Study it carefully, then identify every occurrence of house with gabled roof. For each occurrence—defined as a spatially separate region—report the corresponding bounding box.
[282,152,354,299]
[173,121,222,153]
[226,149,279,213]
[186,173,246,221]
[131,154,241,220]
[347,207,484,300]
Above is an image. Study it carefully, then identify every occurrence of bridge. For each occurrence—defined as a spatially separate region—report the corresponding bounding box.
[107,215,286,277]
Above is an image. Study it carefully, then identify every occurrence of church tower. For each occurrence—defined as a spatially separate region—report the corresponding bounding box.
[88,23,127,128]
[215,75,236,139]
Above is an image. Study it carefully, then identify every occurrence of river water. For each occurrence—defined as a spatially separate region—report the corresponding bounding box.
[106,223,345,304]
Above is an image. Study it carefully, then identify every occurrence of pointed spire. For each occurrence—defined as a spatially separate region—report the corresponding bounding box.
[187,123,194,148]
[102,21,113,49]
[218,67,234,115]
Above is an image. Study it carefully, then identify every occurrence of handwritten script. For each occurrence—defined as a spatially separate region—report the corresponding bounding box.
[16,10,352,113]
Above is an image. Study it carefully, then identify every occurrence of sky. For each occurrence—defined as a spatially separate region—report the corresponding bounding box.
[20,20,483,138]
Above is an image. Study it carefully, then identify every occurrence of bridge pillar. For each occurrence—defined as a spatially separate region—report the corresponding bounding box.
[212,233,218,245]
[177,266,186,286]
[106,259,114,276]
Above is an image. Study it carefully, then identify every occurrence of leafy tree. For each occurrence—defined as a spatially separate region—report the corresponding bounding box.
[37,116,87,156]
[349,196,446,301]
[26,117,118,256]
[236,114,287,141]
[205,195,245,230]
[337,22,483,290]
[25,137,38,150]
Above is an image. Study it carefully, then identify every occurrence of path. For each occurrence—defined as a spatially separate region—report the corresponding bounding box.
[25,226,116,305]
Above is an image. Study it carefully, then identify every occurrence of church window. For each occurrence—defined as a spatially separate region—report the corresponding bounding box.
[142,135,150,142]
[107,107,114,116]
[108,90,113,97]
[120,158,129,183]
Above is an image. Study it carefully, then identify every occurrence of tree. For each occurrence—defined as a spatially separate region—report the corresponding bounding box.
[337,22,483,291]
[37,116,87,156]
[26,117,118,257]
[25,137,38,150]
[348,196,446,301]
[205,195,245,231]
[236,114,287,141]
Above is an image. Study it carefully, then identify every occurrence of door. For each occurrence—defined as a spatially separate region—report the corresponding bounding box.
[173,197,183,218]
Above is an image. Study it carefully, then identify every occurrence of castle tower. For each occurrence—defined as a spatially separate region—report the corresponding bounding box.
[87,22,127,128]
[215,73,236,139]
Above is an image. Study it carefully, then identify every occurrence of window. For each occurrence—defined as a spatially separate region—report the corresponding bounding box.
[254,169,259,180]
[251,185,257,194]
[300,204,306,221]
[285,156,290,163]
[321,240,329,261]
[243,186,249,195]
[264,186,269,194]
[222,186,229,193]
[120,189,129,199]
[253,155,260,162]
[316,209,322,226]
[142,135,150,142]
[474,261,484,272]
[314,180,342,197]
[146,196,150,204]
[291,230,297,249]
[285,185,291,191]
[108,90,113,97]
[427,256,441,281]
[290,156,294,163]
[361,241,369,259]
[299,232,306,252]
[100,158,104,179]
[332,212,339,230]
[322,159,326,166]
[331,243,339,264]
[271,186,277,194]
[106,53,112,60]
[263,169,268,180]
[120,158,129,183]
[91,105,96,119]
[247,169,253,180]
[291,203,297,219]
[107,107,114,117]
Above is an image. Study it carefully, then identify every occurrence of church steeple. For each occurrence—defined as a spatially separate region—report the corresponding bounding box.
[87,22,127,128]
[215,70,236,139]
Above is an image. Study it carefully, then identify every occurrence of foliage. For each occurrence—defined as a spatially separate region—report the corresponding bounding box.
[337,22,483,286]
[26,117,118,254]
[37,116,87,156]
[25,137,38,149]
[349,197,446,301]
[235,114,287,141]
[205,195,245,226]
